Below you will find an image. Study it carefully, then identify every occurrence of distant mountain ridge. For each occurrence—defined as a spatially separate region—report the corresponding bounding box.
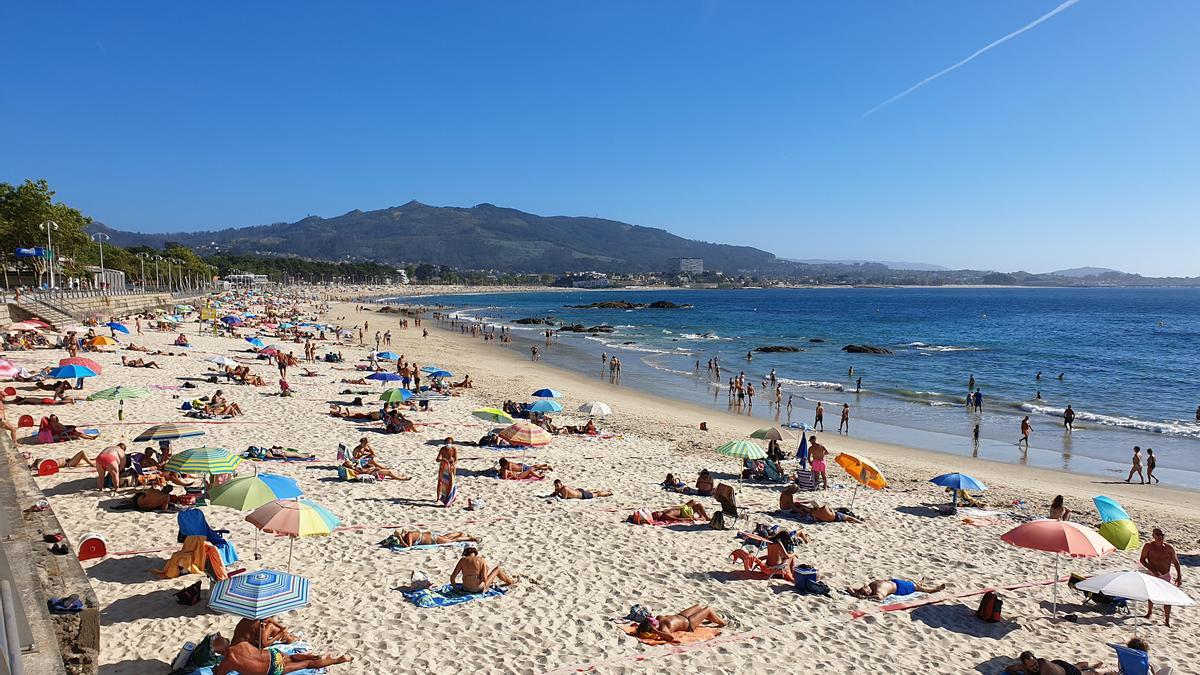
[1050,267,1123,277]
[88,201,776,274]
[785,258,949,272]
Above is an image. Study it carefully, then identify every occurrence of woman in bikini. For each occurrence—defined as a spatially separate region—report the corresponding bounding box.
[389,529,479,548]
[450,547,516,592]
[636,605,726,643]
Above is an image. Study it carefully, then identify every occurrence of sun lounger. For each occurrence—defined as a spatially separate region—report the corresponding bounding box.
[1109,643,1175,675]
[402,583,505,608]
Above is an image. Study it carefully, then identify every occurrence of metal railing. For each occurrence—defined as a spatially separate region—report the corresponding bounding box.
[0,580,22,675]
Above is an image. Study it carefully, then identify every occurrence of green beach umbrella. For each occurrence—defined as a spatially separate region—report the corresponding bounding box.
[749,427,788,442]
[379,388,412,403]
[472,408,514,425]
[87,386,151,401]
[209,473,304,511]
[715,440,767,460]
[162,446,244,475]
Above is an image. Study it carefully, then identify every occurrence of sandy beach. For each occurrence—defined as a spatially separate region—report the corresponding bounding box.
[16,292,1200,674]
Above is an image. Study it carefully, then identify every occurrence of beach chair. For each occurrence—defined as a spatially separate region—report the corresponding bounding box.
[1109,644,1174,675]
[336,443,350,463]
[177,510,239,566]
[763,461,786,482]
[794,470,817,491]
[1068,574,1129,613]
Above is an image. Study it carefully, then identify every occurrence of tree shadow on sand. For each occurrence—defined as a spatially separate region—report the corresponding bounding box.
[894,504,951,518]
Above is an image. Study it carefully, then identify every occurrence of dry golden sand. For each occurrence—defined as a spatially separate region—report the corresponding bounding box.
[17,297,1200,674]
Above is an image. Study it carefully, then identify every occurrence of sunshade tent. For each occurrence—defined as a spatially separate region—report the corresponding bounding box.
[162,447,243,475]
[532,388,562,398]
[87,386,150,401]
[715,439,767,460]
[426,370,453,379]
[375,351,400,361]
[246,498,341,570]
[527,400,563,414]
[134,423,205,443]
[1094,496,1140,551]
[366,372,402,383]
[834,452,887,508]
[379,388,412,403]
[1001,520,1116,615]
[47,364,98,380]
[472,408,514,425]
[498,421,552,447]
[578,401,611,417]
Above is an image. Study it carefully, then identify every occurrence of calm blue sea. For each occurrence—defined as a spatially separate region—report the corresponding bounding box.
[390,288,1200,487]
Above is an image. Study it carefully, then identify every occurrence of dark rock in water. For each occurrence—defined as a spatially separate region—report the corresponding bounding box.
[513,317,553,325]
[557,323,614,333]
[564,300,692,310]
[753,345,803,353]
[808,338,825,343]
[558,324,586,332]
[623,341,635,345]
[842,344,893,355]
[377,306,402,313]
[588,325,615,333]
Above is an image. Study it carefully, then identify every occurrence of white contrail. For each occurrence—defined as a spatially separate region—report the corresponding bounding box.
[862,0,1081,117]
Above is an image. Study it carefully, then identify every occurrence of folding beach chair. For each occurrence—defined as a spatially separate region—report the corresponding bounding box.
[794,470,817,491]
[177,510,239,566]
[1109,643,1174,675]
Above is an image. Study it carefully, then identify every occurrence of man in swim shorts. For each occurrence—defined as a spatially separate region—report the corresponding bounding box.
[211,634,351,674]
[1003,650,1104,675]
[845,578,945,600]
[808,436,828,489]
[1139,527,1182,626]
[552,479,612,500]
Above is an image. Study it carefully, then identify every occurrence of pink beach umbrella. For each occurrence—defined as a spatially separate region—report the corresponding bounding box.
[1001,520,1116,615]
[0,359,19,379]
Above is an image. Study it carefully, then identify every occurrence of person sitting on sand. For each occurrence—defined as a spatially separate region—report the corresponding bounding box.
[653,500,709,523]
[206,390,243,416]
[552,479,612,500]
[58,450,94,467]
[383,409,414,433]
[352,438,376,459]
[1049,495,1072,521]
[559,418,597,435]
[344,456,410,481]
[780,486,862,523]
[121,355,161,368]
[329,405,382,421]
[211,634,351,675]
[661,473,689,493]
[635,605,726,643]
[498,458,549,480]
[1003,650,1106,675]
[451,374,473,388]
[450,546,517,592]
[231,617,296,648]
[387,530,480,548]
[846,578,945,600]
[695,469,714,496]
[128,485,174,511]
[173,334,189,347]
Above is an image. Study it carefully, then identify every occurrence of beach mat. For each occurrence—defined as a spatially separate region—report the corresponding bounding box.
[623,623,721,646]
[385,542,469,553]
[402,583,505,608]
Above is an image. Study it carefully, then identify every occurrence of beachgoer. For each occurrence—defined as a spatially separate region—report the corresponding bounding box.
[855,377,861,393]
[1063,405,1075,432]
[129,485,173,511]
[1139,528,1182,626]
[211,634,351,675]
[652,500,709,523]
[389,530,479,548]
[695,469,714,496]
[846,578,945,600]
[808,436,828,489]
[498,458,549,480]
[839,403,850,433]
[450,546,516,592]
[1049,495,1071,521]
[974,390,982,412]
[972,424,981,448]
[552,479,611,499]
[780,488,861,523]
[1003,650,1102,675]
[1019,416,1032,447]
[96,443,126,492]
[814,402,824,431]
[1125,446,1144,484]
[231,617,295,648]
[635,605,726,643]
[968,374,975,390]
[1146,449,1159,484]
[0,400,18,445]
[436,438,457,507]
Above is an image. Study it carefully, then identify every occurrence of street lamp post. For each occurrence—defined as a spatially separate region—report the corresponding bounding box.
[154,256,162,290]
[137,252,148,290]
[90,232,110,292]
[39,221,59,289]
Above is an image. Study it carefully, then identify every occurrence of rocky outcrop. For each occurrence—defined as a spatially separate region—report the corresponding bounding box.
[564,300,692,309]
[808,338,825,343]
[753,346,803,353]
[513,317,554,325]
[842,344,893,355]
[558,324,615,333]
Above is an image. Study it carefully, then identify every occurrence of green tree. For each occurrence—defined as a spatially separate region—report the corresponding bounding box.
[0,179,91,287]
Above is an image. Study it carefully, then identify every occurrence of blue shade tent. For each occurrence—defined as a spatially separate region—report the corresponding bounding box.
[1093,495,1130,523]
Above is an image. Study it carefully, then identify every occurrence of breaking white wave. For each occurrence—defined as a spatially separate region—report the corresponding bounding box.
[904,342,984,352]
[1020,403,1200,438]
[776,377,845,392]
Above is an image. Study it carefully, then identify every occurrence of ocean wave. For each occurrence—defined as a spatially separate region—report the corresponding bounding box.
[582,335,678,355]
[880,387,967,407]
[1019,403,1200,438]
[904,342,984,352]
[678,333,726,340]
[776,377,845,392]
[640,357,696,377]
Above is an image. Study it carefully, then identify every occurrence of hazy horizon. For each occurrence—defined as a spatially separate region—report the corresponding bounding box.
[3,2,1197,276]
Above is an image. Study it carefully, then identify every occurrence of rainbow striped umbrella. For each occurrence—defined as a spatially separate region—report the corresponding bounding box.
[209,569,309,620]
[134,423,205,443]
[247,498,341,570]
[498,421,552,447]
[209,473,303,511]
[162,446,243,475]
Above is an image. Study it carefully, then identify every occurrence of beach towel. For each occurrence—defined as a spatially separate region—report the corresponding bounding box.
[437,460,457,507]
[402,583,505,608]
[622,623,722,646]
[186,642,327,675]
[386,542,469,553]
[153,535,209,579]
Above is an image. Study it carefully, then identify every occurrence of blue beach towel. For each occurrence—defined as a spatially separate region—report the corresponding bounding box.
[402,583,505,608]
[386,542,469,553]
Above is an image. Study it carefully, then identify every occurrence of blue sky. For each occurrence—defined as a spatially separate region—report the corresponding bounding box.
[2,2,1197,276]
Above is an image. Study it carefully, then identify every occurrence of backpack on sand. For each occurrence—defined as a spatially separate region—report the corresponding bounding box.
[976,591,1002,622]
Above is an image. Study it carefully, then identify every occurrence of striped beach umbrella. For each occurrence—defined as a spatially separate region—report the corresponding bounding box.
[472,408,514,425]
[527,400,563,413]
[134,422,205,443]
[247,498,341,570]
[498,421,552,447]
[60,357,103,375]
[209,473,303,511]
[714,440,767,460]
[209,569,310,620]
[379,388,412,403]
[162,446,243,475]
[87,385,150,401]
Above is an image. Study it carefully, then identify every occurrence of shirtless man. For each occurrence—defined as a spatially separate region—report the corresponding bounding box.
[1063,405,1075,432]
[838,403,850,433]
[450,547,516,592]
[779,486,862,523]
[1139,528,1182,626]
[231,617,295,648]
[211,634,351,675]
[813,402,824,431]
[808,436,828,489]
[551,479,612,500]
[130,485,173,511]
[389,530,480,548]
[1003,650,1103,675]
[498,458,549,480]
[846,578,945,600]
[1125,446,1145,484]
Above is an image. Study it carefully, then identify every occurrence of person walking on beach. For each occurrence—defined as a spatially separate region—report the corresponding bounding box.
[1018,416,1032,448]
[1146,449,1159,484]
[1126,446,1144,484]
[808,436,828,489]
[855,377,861,393]
[839,403,850,433]
[973,390,983,412]
[968,373,975,390]
[814,402,824,431]
[972,423,980,448]
[436,437,457,507]
[531,345,539,361]
[746,383,754,408]
[786,395,793,416]
[1063,405,1075,432]
[1139,528,1182,626]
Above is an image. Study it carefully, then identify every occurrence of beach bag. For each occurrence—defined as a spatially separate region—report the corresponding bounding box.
[175,580,202,606]
[708,512,729,531]
[976,591,1002,622]
[410,570,431,590]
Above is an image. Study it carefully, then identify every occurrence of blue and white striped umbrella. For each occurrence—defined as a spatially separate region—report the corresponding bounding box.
[209,569,310,619]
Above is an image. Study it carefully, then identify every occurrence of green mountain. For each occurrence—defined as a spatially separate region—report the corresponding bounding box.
[88,201,776,274]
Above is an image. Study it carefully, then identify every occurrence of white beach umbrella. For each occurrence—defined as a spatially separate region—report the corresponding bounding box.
[578,401,612,417]
[207,355,238,367]
[1076,571,1194,607]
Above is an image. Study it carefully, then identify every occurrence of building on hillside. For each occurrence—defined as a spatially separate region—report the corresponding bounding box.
[672,258,704,274]
[556,271,611,288]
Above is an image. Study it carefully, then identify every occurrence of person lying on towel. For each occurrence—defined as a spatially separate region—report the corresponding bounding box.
[635,605,726,643]
[211,634,351,675]
[845,578,945,600]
